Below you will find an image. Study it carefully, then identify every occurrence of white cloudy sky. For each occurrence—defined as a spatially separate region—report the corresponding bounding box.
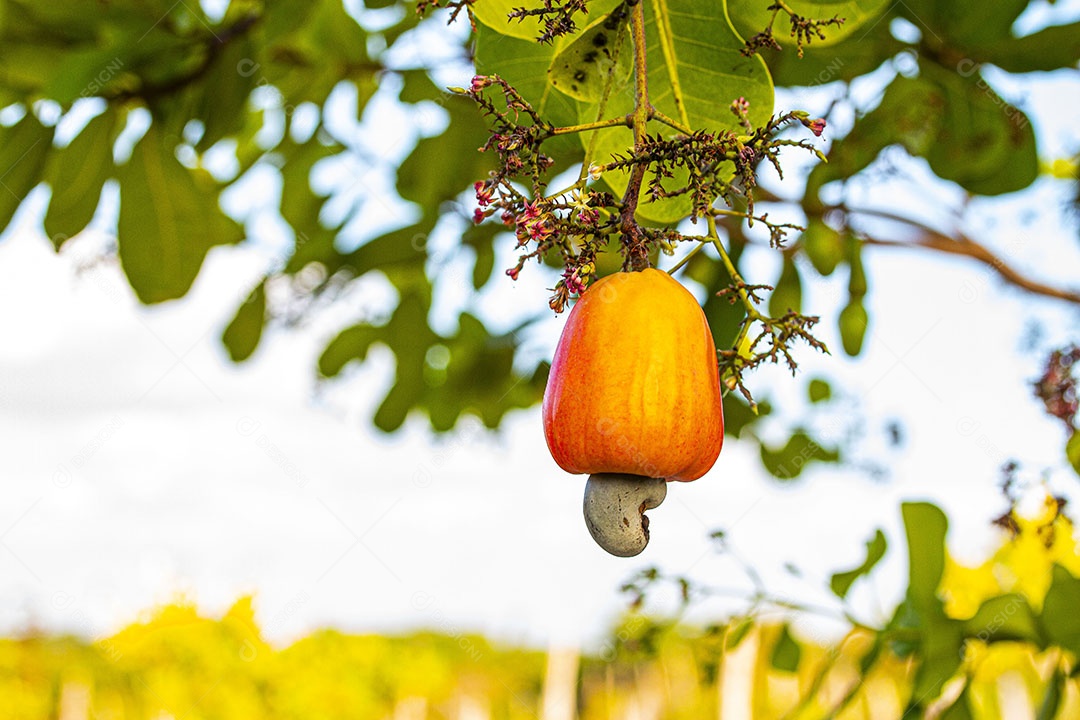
[1,2,1079,652]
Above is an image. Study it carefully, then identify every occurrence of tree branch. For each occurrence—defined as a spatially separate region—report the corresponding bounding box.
[835,205,1080,306]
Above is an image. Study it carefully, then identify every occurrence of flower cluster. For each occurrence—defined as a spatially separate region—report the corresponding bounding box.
[740,3,845,58]
[1034,345,1080,431]
[507,0,592,43]
[598,106,824,239]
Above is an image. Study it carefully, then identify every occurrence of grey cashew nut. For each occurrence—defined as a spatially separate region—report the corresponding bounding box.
[583,474,667,557]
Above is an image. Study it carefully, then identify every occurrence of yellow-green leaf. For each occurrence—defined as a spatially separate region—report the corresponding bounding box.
[548,7,633,102]
[44,107,117,247]
[117,124,243,304]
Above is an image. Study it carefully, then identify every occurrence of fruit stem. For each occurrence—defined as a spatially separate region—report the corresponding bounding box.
[616,0,653,271]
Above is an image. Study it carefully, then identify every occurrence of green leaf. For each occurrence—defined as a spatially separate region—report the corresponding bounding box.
[0,111,53,232]
[902,502,947,609]
[222,280,266,363]
[1036,669,1066,720]
[44,107,117,247]
[847,239,867,297]
[723,392,770,439]
[801,218,844,276]
[939,689,974,720]
[806,75,943,205]
[279,133,339,235]
[262,0,370,107]
[962,594,1042,646]
[759,429,840,480]
[397,94,495,209]
[830,528,886,599]
[768,257,802,316]
[698,241,748,347]
[462,222,502,290]
[583,0,774,224]
[899,0,1028,50]
[979,22,1080,74]
[548,7,633,102]
[729,0,890,50]
[893,504,963,702]
[117,124,243,303]
[194,34,258,151]
[921,63,1037,197]
[471,0,622,41]
[838,299,868,357]
[807,378,831,403]
[319,324,382,377]
[915,617,965,703]
[769,624,801,672]
[1041,564,1080,657]
[726,616,754,650]
[1067,430,1080,477]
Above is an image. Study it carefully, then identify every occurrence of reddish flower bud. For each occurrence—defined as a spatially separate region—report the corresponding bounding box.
[801,117,827,137]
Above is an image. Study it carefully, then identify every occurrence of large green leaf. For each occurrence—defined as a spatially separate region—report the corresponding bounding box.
[806,75,942,204]
[899,0,1028,50]
[44,107,117,246]
[117,124,243,303]
[585,0,773,223]
[729,0,890,50]
[830,528,886,599]
[921,62,1037,197]
[0,111,53,232]
[809,62,1036,202]
[979,22,1080,73]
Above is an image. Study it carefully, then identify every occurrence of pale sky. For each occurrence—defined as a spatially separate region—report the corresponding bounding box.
[1,1,1079,652]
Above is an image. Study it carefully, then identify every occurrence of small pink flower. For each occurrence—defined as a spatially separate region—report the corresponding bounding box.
[527,219,550,242]
[801,117,827,137]
[506,267,520,281]
[521,201,541,220]
[563,269,586,295]
[578,208,599,226]
[470,75,490,93]
[474,181,493,207]
[473,208,486,224]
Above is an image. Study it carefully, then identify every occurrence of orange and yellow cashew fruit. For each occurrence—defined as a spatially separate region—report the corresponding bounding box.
[542,268,724,556]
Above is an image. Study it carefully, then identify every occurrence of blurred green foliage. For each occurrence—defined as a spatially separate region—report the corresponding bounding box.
[0,0,1075,475]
